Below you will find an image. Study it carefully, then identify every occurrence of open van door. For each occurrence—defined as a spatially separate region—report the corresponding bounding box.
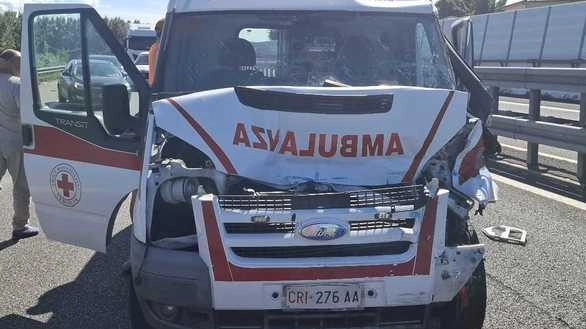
[20,4,150,252]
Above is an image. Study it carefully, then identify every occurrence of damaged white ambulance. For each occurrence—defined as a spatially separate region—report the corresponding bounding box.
[20,1,498,328]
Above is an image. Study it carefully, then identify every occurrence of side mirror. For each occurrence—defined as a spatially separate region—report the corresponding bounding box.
[450,17,475,68]
[62,70,70,77]
[102,84,131,135]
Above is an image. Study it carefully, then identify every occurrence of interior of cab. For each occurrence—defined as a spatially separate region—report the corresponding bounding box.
[159,12,455,93]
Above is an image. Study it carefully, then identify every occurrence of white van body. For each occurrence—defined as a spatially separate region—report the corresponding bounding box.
[20,1,497,328]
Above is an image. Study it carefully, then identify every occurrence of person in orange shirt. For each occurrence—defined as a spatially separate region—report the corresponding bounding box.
[148,18,165,86]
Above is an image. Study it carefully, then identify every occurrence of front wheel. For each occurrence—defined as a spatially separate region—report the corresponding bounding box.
[129,277,155,329]
[58,84,67,103]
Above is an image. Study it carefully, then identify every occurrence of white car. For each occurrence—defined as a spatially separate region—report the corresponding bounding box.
[134,51,149,79]
[20,1,498,329]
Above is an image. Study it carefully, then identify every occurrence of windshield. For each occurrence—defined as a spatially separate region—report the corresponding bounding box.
[89,62,122,78]
[90,55,121,68]
[128,36,157,51]
[161,12,454,92]
[135,53,149,65]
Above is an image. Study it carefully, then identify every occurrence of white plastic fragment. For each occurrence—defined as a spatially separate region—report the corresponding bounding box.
[482,225,527,245]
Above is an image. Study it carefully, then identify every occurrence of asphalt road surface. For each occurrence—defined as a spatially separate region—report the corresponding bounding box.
[1,171,586,328]
[499,96,580,122]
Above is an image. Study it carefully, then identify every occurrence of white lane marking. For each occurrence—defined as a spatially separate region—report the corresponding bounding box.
[492,174,586,211]
[500,101,579,113]
[500,143,578,164]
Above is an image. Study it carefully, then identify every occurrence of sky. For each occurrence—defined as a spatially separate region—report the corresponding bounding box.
[0,0,167,24]
[0,0,524,23]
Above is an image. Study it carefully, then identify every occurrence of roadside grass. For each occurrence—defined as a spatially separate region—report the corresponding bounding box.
[38,71,62,83]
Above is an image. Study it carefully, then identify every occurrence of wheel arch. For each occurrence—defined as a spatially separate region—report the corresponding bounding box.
[105,191,134,249]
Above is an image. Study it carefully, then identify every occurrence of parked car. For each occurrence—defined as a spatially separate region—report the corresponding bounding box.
[134,51,149,79]
[58,59,131,106]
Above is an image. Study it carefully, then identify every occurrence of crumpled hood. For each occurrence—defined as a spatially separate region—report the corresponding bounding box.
[153,86,468,186]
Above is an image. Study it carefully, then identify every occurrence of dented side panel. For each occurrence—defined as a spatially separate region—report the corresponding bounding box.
[452,120,499,205]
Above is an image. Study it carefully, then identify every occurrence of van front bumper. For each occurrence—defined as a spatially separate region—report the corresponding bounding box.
[129,236,433,329]
[130,236,214,328]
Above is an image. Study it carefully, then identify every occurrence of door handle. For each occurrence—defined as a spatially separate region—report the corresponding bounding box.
[22,124,34,147]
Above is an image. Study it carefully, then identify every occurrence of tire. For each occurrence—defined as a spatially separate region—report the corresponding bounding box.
[462,258,487,329]
[58,85,67,103]
[129,277,155,329]
[440,215,487,329]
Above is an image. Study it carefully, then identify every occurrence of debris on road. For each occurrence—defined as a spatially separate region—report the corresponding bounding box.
[482,225,527,245]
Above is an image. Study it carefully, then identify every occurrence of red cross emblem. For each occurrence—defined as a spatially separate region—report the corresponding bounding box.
[57,173,75,198]
[51,164,81,207]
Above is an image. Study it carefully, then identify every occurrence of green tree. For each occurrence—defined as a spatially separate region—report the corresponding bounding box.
[436,0,475,18]
[0,11,131,52]
[104,16,129,46]
[476,0,490,15]
[32,15,82,66]
[0,11,23,50]
[435,0,507,18]
[494,0,507,12]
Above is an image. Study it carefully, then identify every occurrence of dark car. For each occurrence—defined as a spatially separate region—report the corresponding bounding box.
[58,59,130,106]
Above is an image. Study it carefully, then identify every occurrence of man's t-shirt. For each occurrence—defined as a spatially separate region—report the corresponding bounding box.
[0,73,22,146]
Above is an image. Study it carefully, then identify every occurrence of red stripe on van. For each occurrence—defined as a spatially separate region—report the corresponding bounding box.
[167,98,238,175]
[24,126,140,170]
[402,91,455,183]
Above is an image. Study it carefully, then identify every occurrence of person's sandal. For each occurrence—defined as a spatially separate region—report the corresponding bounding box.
[12,225,40,240]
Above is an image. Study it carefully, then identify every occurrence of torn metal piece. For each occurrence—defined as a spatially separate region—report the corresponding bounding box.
[433,244,485,302]
[482,225,527,245]
[426,178,440,198]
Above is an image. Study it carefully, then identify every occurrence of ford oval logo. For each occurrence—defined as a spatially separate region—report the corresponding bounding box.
[299,222,348,241]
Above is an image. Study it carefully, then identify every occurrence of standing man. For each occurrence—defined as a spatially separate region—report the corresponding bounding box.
[0,49,38,240]
[148,18,165,86]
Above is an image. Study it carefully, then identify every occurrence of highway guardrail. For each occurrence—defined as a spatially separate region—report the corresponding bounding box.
[475,66,586,185]
[37,65,64,75]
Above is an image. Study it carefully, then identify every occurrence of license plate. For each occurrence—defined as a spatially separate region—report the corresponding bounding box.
[284,284,363,309]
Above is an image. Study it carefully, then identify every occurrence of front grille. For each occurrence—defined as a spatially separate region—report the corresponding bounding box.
[350,219,416,230]
[231,242,411,258]
[224,219,415,234]
[218,185,427,211]
[216,306,426,329]
[219,194,293,211]
[234,86,394,114]
[226,222,296,234]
